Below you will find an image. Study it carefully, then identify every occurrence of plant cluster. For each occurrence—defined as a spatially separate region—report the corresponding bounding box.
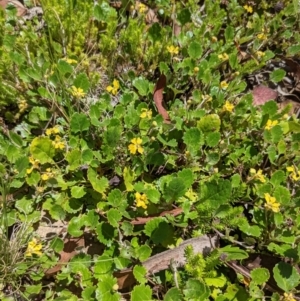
[0,0,300,300]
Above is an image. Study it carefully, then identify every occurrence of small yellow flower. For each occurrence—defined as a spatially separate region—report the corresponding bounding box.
[256,51,265,59]
[128,138,144,155]
[257,33,267,40]
[218,53,229,61]
[223,101,234,112]
[202,94,212,102]
[167,45,179,55]
[41,168,54,181]
[193,67,199,73]
[283,292,296,301]
[250,169,266,183]
[106,79,120,95]
[265,119,278,130]
[138,3,147,14]
[46,126,60,136]
[71,86,86,98]
[52,135,65,150]
[65,58,77,64]
[25,238,42,257]
[135,192,148,209]
[264,193,280,213]
[286,166,300,181]
[244,5,253,13]
[211,36,218,42]
[27,156,40,174]
[140,108,152,119]
[220,81,229,90]
[185,188,197,202]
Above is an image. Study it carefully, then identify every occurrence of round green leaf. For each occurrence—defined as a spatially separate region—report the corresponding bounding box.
[250,268,270,285]
[30,137,55,164]
[188,41,202,59]
[70,112,90,133]
[273,262,300,291]
[71,186,86,199]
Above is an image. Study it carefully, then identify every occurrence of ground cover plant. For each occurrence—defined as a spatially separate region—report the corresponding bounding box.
[1,0,300,300]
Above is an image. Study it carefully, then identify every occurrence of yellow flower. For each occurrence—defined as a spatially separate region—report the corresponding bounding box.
[71,86,86,98]
[65,58,77,64]
[243,5,253,13]
[46,126,60,136]
[250,169,266,183]
[135,192,148,209]
[41,168,54,181]
[283,293,296,301]
[167,45,179,55]
[264,193,280,213]
[286,166,300,181]
[223,101,234,112]
[211,36,218,42]
[25,238,42,257]
[185,188,197,202]
[193,67,199,73]
[138,3,147,13]
[257,33,267,40]
[140,108,152,119]
[218,53,229,61]
[265,119,278,130]
[202,94,212,102]
[256,51,265,59]
[52,135,65,150]
[128,138,144,155]
[106,79,120,95]
[27,156,40,174]
[220,81,229,90]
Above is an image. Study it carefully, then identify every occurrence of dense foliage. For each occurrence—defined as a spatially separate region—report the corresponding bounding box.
[1,0,300,300]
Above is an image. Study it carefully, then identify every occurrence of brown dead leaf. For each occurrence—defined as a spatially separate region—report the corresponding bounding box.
[153,74,171,124]
[130,207,183,225]
[0,0,27,16]
[45,236,85,276]
[252,85,278,106]
[282,57,300,80]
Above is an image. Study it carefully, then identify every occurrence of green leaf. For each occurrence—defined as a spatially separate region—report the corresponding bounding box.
[178,169,194,189]
[183,279,210,300]
[73,73,90,92]
[8,131,23,147]
[57,60,73,75]
[231,174,241,188]
[133,265,147,284]
[15,197,33,214]
[133,77,150,96]
[123,166,135,191]
[30,137,55,164]
[67,216,84,237]
[274,186,290,206]
[206,152,220,165]
[50,237,64,253]
[177,8,191,25]
[94,255,113,275]
[96,222,116,245]
[164,178,187,201]
[164,288,183,301]
[96,275,119,301]
[220,246,248,260]
[87,167,109,194]
[93,2,117,22]
[271,125,283,143]
[25,284,42,295]
[199,179,231,209]
[107,209,122,227]
[206,132,221,147]
[273,262,300,291]
[287,44,300,56]
[183,127,204,153]
[251,268,270,285]
[49,204,66,220]
[71,186,86,198]
[197,114,221,133]
[205,275,227,287]
[270,171,286,186]
[239,223,262,237]
[131,285,152,301]
[225,25,234,42]
[262,101,278,117]
[70,113,90,133]
[136,245,152,261]
[270,69,286,83]
[66,149,81,170]
[15,156,29,176]
[107,189,127,208]
[188,41,202,59]
[145,188,160,204]
[26,170,40,186]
